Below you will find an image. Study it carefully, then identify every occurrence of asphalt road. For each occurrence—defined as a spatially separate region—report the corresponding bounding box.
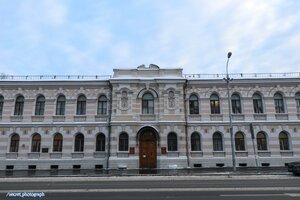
[1,176,300,200]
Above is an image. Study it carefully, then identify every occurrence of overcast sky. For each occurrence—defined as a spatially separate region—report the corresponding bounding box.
[0,0,299,76]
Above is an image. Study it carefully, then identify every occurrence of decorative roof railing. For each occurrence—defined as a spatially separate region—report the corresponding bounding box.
[184,72,300,79]
[0,72,299,81]
[0,74,112,80]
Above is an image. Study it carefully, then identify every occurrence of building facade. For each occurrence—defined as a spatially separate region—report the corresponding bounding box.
[0,65,300,170]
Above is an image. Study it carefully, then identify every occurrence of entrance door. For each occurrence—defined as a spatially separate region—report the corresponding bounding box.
[139,131,157,169]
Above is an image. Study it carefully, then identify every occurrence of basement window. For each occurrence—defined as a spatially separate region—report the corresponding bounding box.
[193,164,202,168]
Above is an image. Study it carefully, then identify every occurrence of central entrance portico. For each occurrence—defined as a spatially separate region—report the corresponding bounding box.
[138,127,158,169]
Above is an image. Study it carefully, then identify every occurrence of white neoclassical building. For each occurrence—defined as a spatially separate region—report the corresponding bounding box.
[0,65,300,170]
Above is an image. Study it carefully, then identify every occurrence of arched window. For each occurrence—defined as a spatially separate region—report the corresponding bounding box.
[56,95,66,115]
[295,92,300,113]
[210,94,220,114]
[14,95,24,116]
[74,133,84,152]
[279,132,290,150]
[76,95,86,115]
[96,133,106,151]
[167,132,178,151]
[253,93,263,113]
[231,93,241,114]
[189,94,199,114]
[97,95,107,115]
[31,133,41,152]
[10,133,20,152]
[119,132,128,151]
[191,132,201,151]
[142,93,154,114]
[274,93,285,113]
[0,95,3,116]
[235,132,245,151]
[213,132,223,151]
[35,95,45,116]
[257,132,267,151]
[53,133,63,152]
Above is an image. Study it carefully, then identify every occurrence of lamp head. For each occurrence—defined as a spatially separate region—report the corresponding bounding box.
[227,52,232,58]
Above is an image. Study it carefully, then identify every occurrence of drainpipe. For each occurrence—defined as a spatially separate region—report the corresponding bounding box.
[106,82,113,170]
[183,80,190,168]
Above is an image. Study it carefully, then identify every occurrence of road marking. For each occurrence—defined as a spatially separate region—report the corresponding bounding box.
[285,193,300,197]
[1,187,300,193]
[220,194,286,197]
[221,193,300,197]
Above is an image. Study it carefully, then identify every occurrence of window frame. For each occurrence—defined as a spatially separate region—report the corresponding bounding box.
[142,93,154,114]
[14,95,24,116]
[74,133,84,152]
[10,133,20,152]
[295,92,300,113]
[167,132,178,151]
[191,132,201,151]
[35,95,45,116]
[256,132,268,151]
[213,132,223,151]
[279,132,290,151]
[0,95,3,116]
[235,132,245,151]
[53,133,63,152]
[253,93,264,114]
[118,132,129,151]
[56,95,66,116]
[189,94,199,114]
[96,133,106,152]
[76,95,86,115]
[274,93,285,113]
[210,94,220,114]
[231,93,242,114]
[97,95,107,115]
[31,133,41,153]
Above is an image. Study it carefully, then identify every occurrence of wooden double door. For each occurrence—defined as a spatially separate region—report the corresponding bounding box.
[139,131,157,169]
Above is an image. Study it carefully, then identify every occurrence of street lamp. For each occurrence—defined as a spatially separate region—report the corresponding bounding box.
[225,52,236,172]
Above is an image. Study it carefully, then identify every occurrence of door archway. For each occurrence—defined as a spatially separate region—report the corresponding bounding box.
[138,128,158,169]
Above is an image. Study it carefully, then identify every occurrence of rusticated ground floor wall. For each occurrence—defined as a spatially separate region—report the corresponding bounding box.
[0,123,299,170]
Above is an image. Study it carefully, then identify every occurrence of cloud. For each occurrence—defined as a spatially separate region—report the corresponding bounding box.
[18,0,67,45]
[0,0,300,75]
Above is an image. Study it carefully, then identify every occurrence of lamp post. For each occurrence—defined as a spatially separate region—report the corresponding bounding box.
[225,52,236,172]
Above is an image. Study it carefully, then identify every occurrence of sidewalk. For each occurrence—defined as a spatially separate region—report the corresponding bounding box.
[0,167,292,178]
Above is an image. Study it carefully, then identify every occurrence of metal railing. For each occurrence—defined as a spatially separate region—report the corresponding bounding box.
[0,74,112,80]
[184,72,300,79]
[0,72,299,81]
